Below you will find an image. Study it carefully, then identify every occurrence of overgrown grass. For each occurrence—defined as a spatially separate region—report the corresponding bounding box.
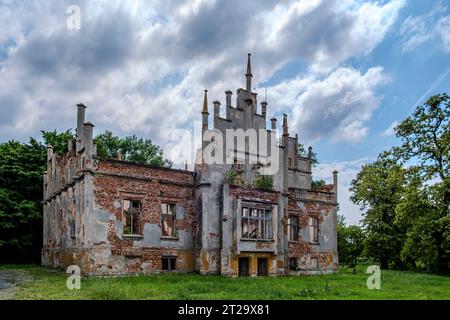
[1,264,449,300]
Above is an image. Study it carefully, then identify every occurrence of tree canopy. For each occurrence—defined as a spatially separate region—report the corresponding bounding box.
[350,93,450,273]
[95,130,172,167]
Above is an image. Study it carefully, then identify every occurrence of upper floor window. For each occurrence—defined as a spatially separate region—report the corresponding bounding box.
[241,207,272,240]
[309,217,319,243]
[288,216,298,241]
[161,203,177,237]
[123,200,142,236]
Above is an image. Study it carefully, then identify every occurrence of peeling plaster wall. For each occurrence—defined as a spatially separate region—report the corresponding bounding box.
[286,188,338,274]
[41,122,96,273]
[89,160,197,275]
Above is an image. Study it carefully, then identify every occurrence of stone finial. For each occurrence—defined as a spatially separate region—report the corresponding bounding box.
[246,53,253,92]
[213,100,221,117]
[282,113,288,136]
[271,117,277,130]
[308,146,313,159]
[261,101,267,117]
[225,90,232,107]
[333,170,338,201]
[76,103,87,140]
[202,90,209,114]
[46,144,53,162]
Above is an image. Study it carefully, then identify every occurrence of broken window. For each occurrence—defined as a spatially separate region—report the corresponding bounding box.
[288,157,292,167]
[289,257,298,271]
[309,217,319,243]
[241,206,272,240]
[310,257,318,270]
[161,203,177,237]
[123,199,142,235]
[162,256,176,271]
[288,216,298,241]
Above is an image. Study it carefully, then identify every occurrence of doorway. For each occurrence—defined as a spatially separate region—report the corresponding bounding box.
[238,257,249,277]
[257,258,268,276]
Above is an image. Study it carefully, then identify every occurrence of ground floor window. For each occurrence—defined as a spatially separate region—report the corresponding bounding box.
[257,258,268,276]
[238,257,250,277]
[289,257,298,271]
[310,257,318,270]
[162,256,176,271]
[241,207,272,240]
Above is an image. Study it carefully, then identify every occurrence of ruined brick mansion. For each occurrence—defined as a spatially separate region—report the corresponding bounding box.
[42,54,339,276]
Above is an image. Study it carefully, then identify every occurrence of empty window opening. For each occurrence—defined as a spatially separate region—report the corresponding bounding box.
[289,257,298,271]
[309,217,319,243]
[288,216,298,241]
[162,256,176,271]
[123,199,142,235]
[161,203,177,237]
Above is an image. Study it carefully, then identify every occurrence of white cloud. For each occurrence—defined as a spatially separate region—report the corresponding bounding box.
[381,120,399,137]
[436,15,450,53]
[0,0,404,154]
[265,67,388,143]
[400,2,450,53]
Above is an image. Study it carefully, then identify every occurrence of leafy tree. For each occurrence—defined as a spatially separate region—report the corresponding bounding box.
[253,174,274,190]
[0,131,75,263]
[392,93,449,273]
[95,130,172,167]
[311,179,326,189]
[41,130,74,155]
[337,215,365,266]
[298,143,318,167]
[0,139,45,263]
[350,154,406,269]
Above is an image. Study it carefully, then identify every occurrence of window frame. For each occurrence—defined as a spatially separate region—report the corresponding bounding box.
[162,256,177,271]
[161,203,177,238]
[289,257,298,271]
[288,216,299,242]
[123,199,142,236]
[241,206,273,240]
[310,257,319,270]
[309,217,319,244]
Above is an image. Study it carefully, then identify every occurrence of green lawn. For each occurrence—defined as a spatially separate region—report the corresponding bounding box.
[1,264,449,300]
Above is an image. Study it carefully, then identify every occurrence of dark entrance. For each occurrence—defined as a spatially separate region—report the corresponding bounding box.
[238,257,250,277]
[257,258,268,276]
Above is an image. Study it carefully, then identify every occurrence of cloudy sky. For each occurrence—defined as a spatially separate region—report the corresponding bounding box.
[1,0,449,225]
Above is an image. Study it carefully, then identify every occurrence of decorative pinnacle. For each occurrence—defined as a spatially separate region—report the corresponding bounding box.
[246,53,252,75]
[283,113,288,127]
[202,90,208,114]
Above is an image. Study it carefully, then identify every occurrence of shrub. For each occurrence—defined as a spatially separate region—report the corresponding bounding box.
[254,175,273,190]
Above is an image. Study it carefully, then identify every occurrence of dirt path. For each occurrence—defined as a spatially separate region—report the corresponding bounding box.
[0,270,32,300]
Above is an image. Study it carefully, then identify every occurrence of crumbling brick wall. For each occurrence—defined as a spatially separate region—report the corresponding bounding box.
[286,187,338,274]
[89,159,197,275]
